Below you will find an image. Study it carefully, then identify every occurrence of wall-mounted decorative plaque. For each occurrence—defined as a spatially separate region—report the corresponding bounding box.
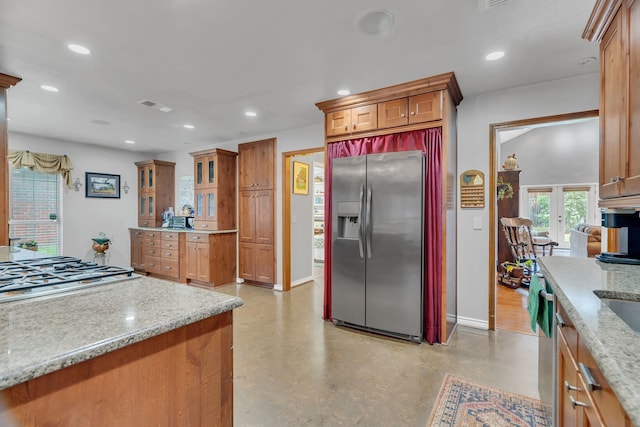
[460,169,485,208]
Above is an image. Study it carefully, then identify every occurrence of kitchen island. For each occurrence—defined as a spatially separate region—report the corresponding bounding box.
[538,256,640,426]
[0,247,243,426]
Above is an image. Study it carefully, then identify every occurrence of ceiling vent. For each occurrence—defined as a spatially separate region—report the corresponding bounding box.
[137,99,173,113]
[137,99,156,107]
[478,0,512,12]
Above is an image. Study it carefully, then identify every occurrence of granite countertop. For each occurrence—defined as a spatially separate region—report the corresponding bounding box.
[130,226,237,234]
[538,256,640,425]
[0,268,243,390]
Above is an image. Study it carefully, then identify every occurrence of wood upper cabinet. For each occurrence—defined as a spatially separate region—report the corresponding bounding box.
[586,0,640,202]
[189,149,237,230]
[326,104,377,137]
[378,92,442,129]
[134,160,175,227]
[238,139,274,191]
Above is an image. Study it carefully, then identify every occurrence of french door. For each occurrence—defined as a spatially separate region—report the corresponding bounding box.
[521,184,598,248]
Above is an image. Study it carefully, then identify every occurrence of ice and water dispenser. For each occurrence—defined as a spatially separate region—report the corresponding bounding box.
[336,201,360,239]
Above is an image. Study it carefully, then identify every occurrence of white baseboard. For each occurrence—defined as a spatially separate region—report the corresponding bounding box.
[291,276,314,288]
[235,277,244,284]
[457,316,489,330]
[273,283,283,291]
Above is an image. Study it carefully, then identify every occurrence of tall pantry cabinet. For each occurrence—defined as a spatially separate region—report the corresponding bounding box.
[238,138,276,285]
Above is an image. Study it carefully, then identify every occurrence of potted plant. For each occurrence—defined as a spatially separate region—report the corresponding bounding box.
[91,232,111,254]
[20,240,38,251]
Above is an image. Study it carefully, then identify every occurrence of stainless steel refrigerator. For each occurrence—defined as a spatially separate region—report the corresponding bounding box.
[331,150,424,343]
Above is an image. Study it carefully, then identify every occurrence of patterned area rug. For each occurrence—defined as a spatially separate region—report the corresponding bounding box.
[427,374,551,427]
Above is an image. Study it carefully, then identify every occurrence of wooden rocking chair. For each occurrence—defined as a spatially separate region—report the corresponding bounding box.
[498,217,558,288]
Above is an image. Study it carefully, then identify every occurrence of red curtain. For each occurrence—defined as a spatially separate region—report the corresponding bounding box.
[323,128,443,344]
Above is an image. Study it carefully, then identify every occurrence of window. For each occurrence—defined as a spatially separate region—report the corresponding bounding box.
[9,168,61,255]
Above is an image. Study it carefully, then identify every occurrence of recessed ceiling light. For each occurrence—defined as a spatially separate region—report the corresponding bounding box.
[356,9,395,35]
[67,43,91,55]
[337,89,351,96]
[40,85,59,92]
[245,111,257,117]
[183,124,195,129]
[125,140,135,144]
[485,51,505,61]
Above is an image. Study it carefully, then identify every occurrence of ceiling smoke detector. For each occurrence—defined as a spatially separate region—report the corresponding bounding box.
[356,9,395,35]
[478,0,512,12]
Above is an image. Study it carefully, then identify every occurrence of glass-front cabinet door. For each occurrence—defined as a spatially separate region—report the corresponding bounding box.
[205,191,217,221]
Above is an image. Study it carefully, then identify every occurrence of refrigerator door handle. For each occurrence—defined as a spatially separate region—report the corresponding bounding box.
[366,184,372,258]
[358,183,365,258]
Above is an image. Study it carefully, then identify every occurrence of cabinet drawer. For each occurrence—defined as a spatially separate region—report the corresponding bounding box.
[161,240,180,250]
[131,230,145,238]
[578,340,627,427]
[143,247,160,257]
[194,220,217,231]
[144,255,162,274]
[556,302,578,357]
[161,250,179,259]
[159,259,180,278]
[161,231,179,241]
[144,231,160,239]
[186,233,207,242]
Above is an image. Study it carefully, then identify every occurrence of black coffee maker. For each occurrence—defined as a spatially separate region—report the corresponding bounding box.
[596,209,640,265]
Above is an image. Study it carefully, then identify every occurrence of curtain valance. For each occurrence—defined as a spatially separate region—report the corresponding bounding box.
[8,150,74,188]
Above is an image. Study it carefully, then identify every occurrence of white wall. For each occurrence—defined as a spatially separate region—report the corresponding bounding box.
[501,119,599,186]
[9,132,151,267]
[158,123,325,287]
[456,73,599,328]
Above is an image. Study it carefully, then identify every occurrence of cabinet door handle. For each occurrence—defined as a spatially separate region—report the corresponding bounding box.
[610,176,623,183]
[555,312,566,327]
[192,236,200,240]
[564,380,579,392]
[569,395,588,409]
[579,363,601,392]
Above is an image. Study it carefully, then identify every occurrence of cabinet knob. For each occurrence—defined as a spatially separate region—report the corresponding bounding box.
[610,176,623,183]
[401,113,405,118]
[165,266,171,270]
[352,123,356,129]
[166,243,172,247]
[202,224,208,228]
[344,124,348,130]
[411,111,416,116]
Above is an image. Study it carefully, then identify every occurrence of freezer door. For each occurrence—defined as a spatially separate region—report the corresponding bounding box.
[365,151,424,338]
[331,155,367,327]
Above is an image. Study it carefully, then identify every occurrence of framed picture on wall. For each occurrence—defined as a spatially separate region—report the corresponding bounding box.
[85,172,121,199]
[293,161,309,195]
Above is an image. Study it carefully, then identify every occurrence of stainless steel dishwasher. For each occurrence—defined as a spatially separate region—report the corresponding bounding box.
[536,273,556,424]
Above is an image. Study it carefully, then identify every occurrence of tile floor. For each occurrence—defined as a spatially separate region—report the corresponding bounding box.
[216,274,544,426]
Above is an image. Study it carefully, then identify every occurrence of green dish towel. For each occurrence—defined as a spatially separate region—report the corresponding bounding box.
[528,275,552,338]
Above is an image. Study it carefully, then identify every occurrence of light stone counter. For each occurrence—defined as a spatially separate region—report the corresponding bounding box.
[538,256,640,426]
[0,247,243,390]
[130,226,237,234]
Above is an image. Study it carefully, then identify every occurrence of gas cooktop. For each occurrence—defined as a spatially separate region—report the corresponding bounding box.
[0,256,138,303]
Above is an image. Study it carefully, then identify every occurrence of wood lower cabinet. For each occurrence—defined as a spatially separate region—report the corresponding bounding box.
[0,312,233,427]
[555,300,631,426]
[239,243,274,283]
[185,232,236,287]
[130,229,145,271]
